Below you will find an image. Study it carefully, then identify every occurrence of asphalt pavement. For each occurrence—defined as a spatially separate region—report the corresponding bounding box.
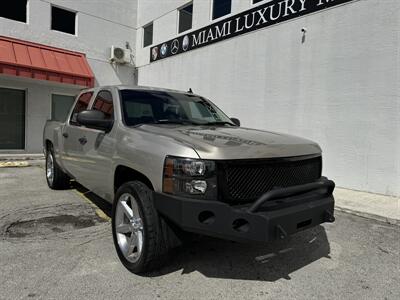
[0,165,399,300]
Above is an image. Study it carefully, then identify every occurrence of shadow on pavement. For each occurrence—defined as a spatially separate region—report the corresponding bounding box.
[152,225,331,281]
[72,182,112,217]
[71,182,331,282]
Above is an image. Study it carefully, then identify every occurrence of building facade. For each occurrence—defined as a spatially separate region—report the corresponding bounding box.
[0,0,399,197]
[0,0,137,153]
[135,0,399,197]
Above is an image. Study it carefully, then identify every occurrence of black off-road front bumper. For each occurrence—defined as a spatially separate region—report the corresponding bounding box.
[154,178,335,243]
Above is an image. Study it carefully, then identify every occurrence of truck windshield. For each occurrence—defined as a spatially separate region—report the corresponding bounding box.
[120,89,235,126]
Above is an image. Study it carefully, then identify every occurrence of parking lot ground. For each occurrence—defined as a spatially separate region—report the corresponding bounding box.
[0,165,399,300]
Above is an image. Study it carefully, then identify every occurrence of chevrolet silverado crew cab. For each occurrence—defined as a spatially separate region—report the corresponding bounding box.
[43,85,335,274]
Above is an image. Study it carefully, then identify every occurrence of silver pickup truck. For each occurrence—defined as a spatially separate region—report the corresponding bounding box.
[43,85,335,274]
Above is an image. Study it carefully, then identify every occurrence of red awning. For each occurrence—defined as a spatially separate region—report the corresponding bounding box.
[0,36,94,87]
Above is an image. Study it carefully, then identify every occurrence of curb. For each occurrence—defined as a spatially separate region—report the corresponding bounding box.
[0,161,31,168]
[335,206,399,226]
[0,159,45,168]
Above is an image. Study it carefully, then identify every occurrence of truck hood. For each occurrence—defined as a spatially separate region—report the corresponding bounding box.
[138,125,321,160]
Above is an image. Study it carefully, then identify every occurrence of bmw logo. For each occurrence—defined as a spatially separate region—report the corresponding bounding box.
[182,35,189,51]
[160,43,168,57]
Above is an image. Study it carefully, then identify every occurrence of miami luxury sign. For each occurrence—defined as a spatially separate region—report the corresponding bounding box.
[150,0,354,62]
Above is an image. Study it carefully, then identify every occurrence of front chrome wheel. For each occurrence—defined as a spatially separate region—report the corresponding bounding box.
[46,152,54,186]
[115,193,144,263]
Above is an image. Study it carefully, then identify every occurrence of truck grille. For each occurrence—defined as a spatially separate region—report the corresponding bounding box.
[217,156,322,204]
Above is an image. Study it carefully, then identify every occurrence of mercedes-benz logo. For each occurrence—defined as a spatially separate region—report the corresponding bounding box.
[171,39,179,55]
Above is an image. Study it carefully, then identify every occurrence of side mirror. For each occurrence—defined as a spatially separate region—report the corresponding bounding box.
[230,117,240,127]
[77,110,113,132]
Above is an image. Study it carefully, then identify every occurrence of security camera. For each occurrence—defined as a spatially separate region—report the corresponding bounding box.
[301,27,307,33]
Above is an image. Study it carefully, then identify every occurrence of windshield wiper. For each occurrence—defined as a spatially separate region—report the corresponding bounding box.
[155,119,200,125]
[203,121,235,126]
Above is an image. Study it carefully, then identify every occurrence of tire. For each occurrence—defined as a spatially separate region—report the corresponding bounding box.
[112,181,169,274]
[45,145,70,190]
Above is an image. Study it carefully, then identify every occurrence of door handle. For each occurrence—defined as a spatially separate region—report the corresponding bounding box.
[62,132,69,138]
[78,137,87,145]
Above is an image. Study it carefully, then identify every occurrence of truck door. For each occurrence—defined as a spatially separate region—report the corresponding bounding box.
[61,91,94,178]
[72,89,116,198]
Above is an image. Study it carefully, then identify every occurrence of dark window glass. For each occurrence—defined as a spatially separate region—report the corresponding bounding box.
[143,23,153,47]
[51,6,76,35]
[212,0,231,20]
[70,92,93,125]
[253,0,264,4]
[178,3,193,33]
[0,0,27,23]
[92,91,114,120]
[0,88,25,149]
[51,94,75,122]
[120,90,234,126]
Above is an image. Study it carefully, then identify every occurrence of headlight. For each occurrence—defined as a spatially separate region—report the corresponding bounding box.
[163,156,217,198]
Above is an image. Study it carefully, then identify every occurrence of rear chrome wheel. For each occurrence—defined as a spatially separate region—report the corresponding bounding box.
[46,151,54,186]
[115,193,144,263]
[45,146,70,190]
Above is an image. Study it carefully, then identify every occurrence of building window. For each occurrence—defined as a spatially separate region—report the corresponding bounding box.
[70,92,93,125]
[252,0,264,4]
[51,6,76,35]
[0,88,25,150]
[51,94,75,122]
[143,23,153,47]
[92,91,114,120]
[212,0,231,20]
[178,3,193,33]
[0,0,27,23]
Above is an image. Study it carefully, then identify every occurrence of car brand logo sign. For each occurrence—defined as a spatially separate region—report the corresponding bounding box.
[150,0,356,62]
[160,43,168,57]
[151,47,158,61]
[171,39,179,55]
[182,35,189,51]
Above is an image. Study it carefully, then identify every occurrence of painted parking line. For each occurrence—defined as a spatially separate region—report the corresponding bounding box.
[0,161,30,168]
[74,189,111,222]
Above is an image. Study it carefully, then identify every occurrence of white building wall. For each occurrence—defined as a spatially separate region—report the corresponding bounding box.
[136,0,400,196]
[0,0,137,85]
[0,0,139,153]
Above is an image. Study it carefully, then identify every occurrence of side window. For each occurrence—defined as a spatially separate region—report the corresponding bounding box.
[212,0,231,20]
[92,90,114,120]
[178,3,193,33]
[143,23,153,47]
[69,92,93,125]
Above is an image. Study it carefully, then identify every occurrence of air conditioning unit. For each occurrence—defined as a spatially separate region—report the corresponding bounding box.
[110,46,131,64]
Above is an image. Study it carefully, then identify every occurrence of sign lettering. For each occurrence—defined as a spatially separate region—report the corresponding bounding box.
[150,0,354,62]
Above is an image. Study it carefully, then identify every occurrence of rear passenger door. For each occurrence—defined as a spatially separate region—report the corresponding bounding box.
[75,90,116,199]
[61,91,94,176]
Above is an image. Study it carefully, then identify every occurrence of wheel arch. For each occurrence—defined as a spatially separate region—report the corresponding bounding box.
[45,139,53,151]
[114,165,154,193]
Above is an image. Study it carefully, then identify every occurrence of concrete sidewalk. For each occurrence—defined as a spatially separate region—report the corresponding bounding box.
[334,188,399,225]
[0,156,398,225]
